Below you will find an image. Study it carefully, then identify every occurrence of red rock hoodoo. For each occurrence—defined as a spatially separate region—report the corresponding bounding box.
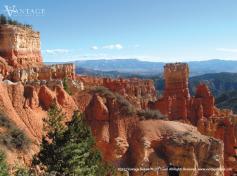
[149,63,237,175]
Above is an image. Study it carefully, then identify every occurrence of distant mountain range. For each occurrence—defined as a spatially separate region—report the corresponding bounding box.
[46,59,237,76]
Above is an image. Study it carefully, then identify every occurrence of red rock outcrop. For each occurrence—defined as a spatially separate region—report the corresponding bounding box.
[0,25,43,68]
[77,75,157,109]
[0,80,78,166]
[103,78,157,109]
[149,63,216,122]
[85,93,225,176]
[149,63,237,175]
[76,75,103,87]
[0,56,11,77]
[9,63,76,82]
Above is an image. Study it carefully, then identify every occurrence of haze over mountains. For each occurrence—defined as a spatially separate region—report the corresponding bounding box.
[46,59,237,76]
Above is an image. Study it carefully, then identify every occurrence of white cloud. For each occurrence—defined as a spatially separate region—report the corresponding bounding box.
[216,48,237,53]
[43,49,69,54]
[90,44,123,50]
[91,46,99,50]
[102,44,123,50]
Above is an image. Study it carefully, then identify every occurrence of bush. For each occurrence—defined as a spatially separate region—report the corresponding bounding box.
[13,166,31,176]
[0,113,30,150]
[91,86,136,116]
[63,78,72,95]
[137,109,166,120]
[0,151,8,176]
[115,93,136,116]
[91,86,115,99]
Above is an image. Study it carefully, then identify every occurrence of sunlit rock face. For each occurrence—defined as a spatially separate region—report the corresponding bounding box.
[77,75,157,109]
[9,64,76,82]
[149,63,216,122]
[149,63,237,175]
[103,77,157,109]
[0,24,43,68]
[84,94,224,176]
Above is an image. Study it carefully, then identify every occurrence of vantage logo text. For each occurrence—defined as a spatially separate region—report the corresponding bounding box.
[4,5,45,17]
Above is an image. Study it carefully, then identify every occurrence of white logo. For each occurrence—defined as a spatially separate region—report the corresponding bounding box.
[4,5,45,17]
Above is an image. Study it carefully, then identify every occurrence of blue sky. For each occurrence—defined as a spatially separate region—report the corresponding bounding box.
[0,0,237,62]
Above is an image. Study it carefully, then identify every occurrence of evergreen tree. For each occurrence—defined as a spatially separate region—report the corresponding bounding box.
[0,151,9,176]
[33,107,114,175]
[0,14,7,24]
[63,78,72,95]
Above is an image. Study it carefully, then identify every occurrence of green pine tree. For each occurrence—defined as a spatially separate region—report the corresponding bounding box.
[0,14,7,24]
[33,106,114,176]
[63,78,72,95]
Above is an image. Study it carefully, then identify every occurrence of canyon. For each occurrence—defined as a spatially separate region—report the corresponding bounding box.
[0,24,236,176]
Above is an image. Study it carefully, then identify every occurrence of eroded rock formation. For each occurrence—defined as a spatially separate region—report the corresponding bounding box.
[10,63,76,82]
[149,63,237,175]
[77,76,157,109]
[0,25,43,68]
[85,93,225,176]
[0,80,78,166]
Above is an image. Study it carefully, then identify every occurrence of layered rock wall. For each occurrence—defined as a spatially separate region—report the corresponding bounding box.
[77,76,157,109]
[103,78,157,108]
[0,25,43,68]
[7,63,75,82]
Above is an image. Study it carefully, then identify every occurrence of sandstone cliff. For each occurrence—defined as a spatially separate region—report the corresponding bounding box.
[0,25,43,68]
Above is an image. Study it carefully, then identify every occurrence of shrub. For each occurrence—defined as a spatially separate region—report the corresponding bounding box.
[91,86,115,99]
[91,86,136,116]
[0,151,8,176]
[137,109,166,120]
[0,113,30,150]
[115,93,136,116]
[63,78,72,95]
[13,166,32,176]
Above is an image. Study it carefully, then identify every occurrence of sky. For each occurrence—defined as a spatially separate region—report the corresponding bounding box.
[0,0,237,62]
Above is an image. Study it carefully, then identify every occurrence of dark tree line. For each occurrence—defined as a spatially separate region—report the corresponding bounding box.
[0,14,32,28]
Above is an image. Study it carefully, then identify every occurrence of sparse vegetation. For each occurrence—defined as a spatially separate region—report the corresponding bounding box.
[13,166,31,176]
[0,151,8,176]
[91,86,116,98]
[91,86,136,116]
[0,14,32,28]
[137,109,166,120]
[63,78,72,95]
[0,113,30,150]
